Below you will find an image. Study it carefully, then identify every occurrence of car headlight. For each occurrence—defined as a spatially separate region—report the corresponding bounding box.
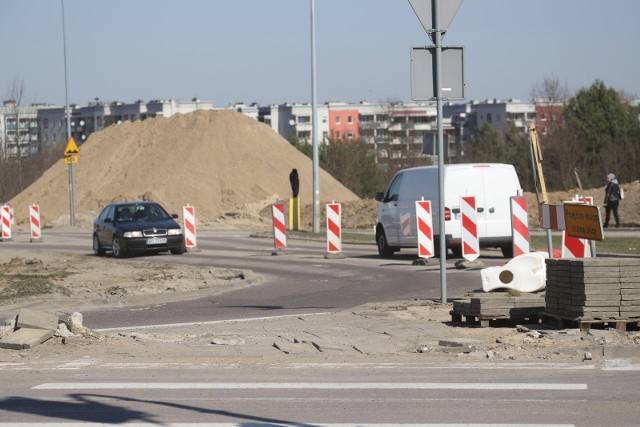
[123,231,143,238]
[168,228,183,235]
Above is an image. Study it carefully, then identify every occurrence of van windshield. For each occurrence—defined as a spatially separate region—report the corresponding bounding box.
[385,174,403,202]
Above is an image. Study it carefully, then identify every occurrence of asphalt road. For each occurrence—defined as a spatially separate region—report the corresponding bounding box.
[4,229,509,329]
[1,360,640,426]
[3,230,640,426]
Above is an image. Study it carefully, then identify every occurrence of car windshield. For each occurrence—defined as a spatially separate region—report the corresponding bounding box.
[116,204,170,222]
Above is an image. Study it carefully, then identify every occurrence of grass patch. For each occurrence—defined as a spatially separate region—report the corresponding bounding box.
[530,235,640,256]
[0,272,72,302]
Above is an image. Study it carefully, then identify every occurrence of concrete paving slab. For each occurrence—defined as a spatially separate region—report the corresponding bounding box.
[0,328,54,350]
[16,308,59,331]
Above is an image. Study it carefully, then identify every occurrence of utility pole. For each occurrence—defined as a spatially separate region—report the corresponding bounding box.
[61,0,75,226]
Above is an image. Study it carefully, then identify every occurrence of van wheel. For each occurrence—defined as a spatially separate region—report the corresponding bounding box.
[450,246,463,259]
[501,245,514,258]
[376,228,394,258]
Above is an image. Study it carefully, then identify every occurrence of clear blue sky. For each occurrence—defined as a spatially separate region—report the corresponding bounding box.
[1,0,639,107]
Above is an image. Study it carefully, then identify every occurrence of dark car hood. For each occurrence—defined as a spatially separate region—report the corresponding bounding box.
[116,218,181,232]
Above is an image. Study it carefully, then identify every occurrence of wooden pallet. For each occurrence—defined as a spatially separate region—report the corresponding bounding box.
[540,311,640,333]
[450,310,540,328]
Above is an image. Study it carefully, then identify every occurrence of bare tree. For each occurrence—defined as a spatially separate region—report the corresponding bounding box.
[530,74,570,104]
[4,77,28,194]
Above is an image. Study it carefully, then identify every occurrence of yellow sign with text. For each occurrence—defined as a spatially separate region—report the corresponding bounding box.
[563,203,603,241]
[64,156,78,164]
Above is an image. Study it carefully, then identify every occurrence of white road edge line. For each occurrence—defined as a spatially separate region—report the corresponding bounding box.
[94,312,333,332]
[33,382,587,390]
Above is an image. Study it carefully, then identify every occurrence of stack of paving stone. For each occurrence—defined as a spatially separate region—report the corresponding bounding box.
[451,291,545,327]
[545,258,640,320]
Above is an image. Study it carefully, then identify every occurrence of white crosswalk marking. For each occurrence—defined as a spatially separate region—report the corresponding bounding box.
[33,382,587,390]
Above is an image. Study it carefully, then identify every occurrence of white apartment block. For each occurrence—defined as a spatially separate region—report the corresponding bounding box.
[0,100,47,158]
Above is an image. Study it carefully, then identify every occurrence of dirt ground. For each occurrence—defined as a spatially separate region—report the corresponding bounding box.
[1,242,640,366]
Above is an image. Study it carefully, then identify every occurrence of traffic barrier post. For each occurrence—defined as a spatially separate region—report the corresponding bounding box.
[325,202,344,259]
[30,204,43,243]
[510,196,529,257]
[1,204,11,242]
[272,202,287,254]
[461,196,479,262]
[415,199,434,259]
[182,204,198,252]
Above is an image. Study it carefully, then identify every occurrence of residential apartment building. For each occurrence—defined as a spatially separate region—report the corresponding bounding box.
[258,103,330,144]
[0,100,48,158]
[471,99,536,136]
[38,99,215,147]
[4,96,577,169]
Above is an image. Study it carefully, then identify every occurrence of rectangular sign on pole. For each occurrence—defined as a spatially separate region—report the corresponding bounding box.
[411,46,465,100]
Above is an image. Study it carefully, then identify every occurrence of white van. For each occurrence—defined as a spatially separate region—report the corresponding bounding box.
[374,163,523,258]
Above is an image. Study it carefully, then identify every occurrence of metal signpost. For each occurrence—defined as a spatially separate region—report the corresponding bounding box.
[408,0,464,303]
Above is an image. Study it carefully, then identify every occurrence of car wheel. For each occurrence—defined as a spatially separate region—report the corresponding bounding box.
[170,247,185,255]
[112,235,125,258]
[93,234,105,257]
[376,227,394,258]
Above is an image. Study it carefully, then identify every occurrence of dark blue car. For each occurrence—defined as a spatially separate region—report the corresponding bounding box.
[93,201,185,258]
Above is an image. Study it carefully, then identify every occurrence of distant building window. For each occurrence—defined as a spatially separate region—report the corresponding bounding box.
[97,116,103,127]
[336,116,341,125]
[552,113,558,121]
[348,131,354,139]
[486,113,492,122]
[43,119,49,129]
[348,116,353,124]
[541,113,547,121]
[322,117,327,124]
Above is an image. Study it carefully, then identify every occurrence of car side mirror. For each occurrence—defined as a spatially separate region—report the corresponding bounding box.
[171,213,179,219]
[375,192,385,202]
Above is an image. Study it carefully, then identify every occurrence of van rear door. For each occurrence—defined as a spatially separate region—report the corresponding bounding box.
[481,165,520,238]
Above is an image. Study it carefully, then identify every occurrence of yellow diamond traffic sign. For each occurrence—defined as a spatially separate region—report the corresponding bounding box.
[64,137,79,157]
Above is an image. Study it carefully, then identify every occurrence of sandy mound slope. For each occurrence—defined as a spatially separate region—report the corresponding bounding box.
[10,110,358,226]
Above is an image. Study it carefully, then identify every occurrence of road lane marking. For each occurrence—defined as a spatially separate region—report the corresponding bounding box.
[33,382,587,390]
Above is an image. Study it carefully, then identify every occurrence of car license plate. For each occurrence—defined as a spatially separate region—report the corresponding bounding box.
[146,237,167,245]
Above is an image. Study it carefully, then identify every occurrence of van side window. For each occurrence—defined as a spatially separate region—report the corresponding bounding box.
[385,174,403,202]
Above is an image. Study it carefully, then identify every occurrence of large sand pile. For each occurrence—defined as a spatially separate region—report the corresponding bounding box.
[10,110,359,227]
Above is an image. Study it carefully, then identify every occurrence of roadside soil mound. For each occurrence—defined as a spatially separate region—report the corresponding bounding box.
[9,110,358,227]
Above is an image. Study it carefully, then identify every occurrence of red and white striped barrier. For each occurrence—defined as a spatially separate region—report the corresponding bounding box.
[562,196,593,258]
[182,204,197,250]
[461,196,479,262]
[416,200,434,259]
[272,202,287,251]
[539,204,565,230]
[326,202,342,255]
[510,196,529,257]
[30,204,43,242]
[1,205,11,241]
